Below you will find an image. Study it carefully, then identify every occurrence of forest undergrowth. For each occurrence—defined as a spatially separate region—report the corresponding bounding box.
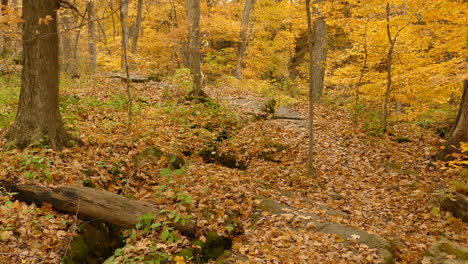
[0,75,466,263]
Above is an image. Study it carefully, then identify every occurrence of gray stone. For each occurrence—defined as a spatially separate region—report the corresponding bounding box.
[256,199,395,264]
[415,239,468,264]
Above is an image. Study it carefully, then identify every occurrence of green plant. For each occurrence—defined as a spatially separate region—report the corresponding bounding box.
[96,161,122,175]
[362,110,385,136]
[0,187,17,208]
[16,153,52,182]
[174,192,192,205]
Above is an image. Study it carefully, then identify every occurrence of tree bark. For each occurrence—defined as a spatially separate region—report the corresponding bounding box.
[437,82,468,160]
[131,0,144,54]
[4,0,74,149]
[306,0,315,177]
[120,0,129,72]
[235,0,254,79]
[58,11,72,74]
[86,0,97,72]
[437,34,468,159]
[383,3,394,133]
[0,182,197,236]
[311,0,327,102]
[0,0,9,55]
[187,0,203,96]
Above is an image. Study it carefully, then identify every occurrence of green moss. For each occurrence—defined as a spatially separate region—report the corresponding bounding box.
[438,242,468,260]
[134,146,165,166]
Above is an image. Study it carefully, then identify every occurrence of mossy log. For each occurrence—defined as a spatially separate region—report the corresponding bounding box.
[0,182,196,236]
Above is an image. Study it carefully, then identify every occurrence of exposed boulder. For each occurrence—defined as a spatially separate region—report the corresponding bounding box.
[255,199,395,264]
[415,239,468,264]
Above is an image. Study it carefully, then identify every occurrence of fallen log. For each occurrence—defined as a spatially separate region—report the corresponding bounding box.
[110,73,149,83]
[0,182,196,236]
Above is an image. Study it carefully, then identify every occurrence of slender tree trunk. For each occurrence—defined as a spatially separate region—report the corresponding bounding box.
[305,0,315,177]
[383,3,394,133]
[0,0,9,55]
[187,0,203,96]
[311,0,327,102]
[58,10,72,74]
[86,1,97,72]
[120,0,129,72]
[355,19,369,107]
[235,0,254,79]
[11,0,20,53]
[131,0,144,54]
[437,35,468,160]
[71,9,88,78]
[109,0,116,41]
[4,0,75,149]
[182,0,192,69]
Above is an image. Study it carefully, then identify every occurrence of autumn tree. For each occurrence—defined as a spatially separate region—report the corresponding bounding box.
[4,0,75,149]
[187,0,204,96]
[87,0,97,72]
[235,0,254,79]
[437,37,468,160]
[131,0,144,54]
[120,0,129,72]
[310,0,327,102]
[305,0,315,176]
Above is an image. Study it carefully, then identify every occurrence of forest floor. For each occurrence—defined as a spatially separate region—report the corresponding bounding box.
[0,75,466,264]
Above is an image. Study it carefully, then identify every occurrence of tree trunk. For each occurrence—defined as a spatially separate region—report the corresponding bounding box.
[440,34,468,157]
[235,0,254,79]
[0,182,197,236]
[120,0,129,72]
[311,0,327,102]
[131,0,144,54]
[187,0,203,96]
[4,0,74,149]
[0,0,9,55]
[383,3,394,133]
[86,0,97,72]
[437,82,468,160]
[58,10,73,74]
[305,0,315,177]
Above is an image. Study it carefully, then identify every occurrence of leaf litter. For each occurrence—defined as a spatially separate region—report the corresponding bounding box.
[0,76,466,263]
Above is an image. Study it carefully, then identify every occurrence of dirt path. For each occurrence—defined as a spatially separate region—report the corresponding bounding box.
[212,93,467,263]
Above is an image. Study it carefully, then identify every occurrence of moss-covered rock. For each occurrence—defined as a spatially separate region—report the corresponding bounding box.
[256,199,395,264]
[415,239,468,264]
[133,146,165,166]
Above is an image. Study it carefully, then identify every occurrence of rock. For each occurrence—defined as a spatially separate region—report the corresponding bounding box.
[273,106,305,120]
[440,192,468,223]
[133,146,185,170]
[329,190,343,200]
[133,146,165,167]
[415,239,468,264]
[256,199,395,264]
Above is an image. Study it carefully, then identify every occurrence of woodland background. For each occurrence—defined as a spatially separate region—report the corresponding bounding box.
[0,0,467,263]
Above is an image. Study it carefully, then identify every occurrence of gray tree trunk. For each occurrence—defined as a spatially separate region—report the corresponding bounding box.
[4,0,74,149]
[131,0,144,54]
[187,0,203,96]
[86,0,97,72]
[58,10,72,74]
[306,0,315,177]
[0,0,9,55]
[235,0,254,79]
[311,0,327,102]
[120,0,129,72]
